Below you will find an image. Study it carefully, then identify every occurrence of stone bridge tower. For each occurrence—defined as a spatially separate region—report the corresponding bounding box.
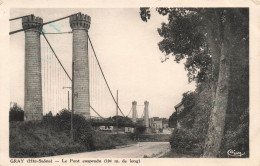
[132,101,137,123]
[70,13,91,119]
[23,15,43,121]
[144,101,149,128]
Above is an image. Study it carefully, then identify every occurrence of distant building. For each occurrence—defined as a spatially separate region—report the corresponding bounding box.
[150,117,162,130]
[174,102,184,115]
[174,102,184,128]
[148,117,169,133]
[125,127,134,133]
[99,126,114,132]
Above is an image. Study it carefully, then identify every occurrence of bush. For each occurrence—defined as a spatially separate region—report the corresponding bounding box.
[10,110,133,157]
[168,84,212,157]
[168,112,177,128]
[133,125,146,140]
[43,109,96,150]
[9,103,24,121]
[169,128,202,156]
[9,121,80,157]
[219,108,249,158]
[169,81,248,157]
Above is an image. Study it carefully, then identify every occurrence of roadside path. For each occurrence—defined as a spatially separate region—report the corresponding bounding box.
[52,142,170,158]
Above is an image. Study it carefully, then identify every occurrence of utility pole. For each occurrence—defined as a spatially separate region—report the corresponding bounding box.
[62,87,71,111]
[68,91,70,111]
[71,61,75,140]
[116,90,119,134]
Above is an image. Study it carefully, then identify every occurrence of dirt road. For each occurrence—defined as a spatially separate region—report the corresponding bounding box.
[52,142,170,158]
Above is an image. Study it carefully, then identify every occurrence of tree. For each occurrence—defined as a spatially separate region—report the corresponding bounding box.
[134,125,146,140]
[179,91,197,129]
[9,102,24,121]
[182,91,197,112]
[45,111,53,117]
[140,8,248,157]
[168,112,177,128]
[111,116,134,127]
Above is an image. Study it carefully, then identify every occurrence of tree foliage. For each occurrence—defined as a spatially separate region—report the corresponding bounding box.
[140,8,249,157]
[45,111,53,117]
[179,91,197,128]
[140,8,248,84]
[9,102,24,121]
[91,115,134,127]
[169,91,197,129]
[111,116,134,127]
[168,112,177,128]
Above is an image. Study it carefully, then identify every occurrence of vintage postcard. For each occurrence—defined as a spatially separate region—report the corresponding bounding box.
[0,0,260,166]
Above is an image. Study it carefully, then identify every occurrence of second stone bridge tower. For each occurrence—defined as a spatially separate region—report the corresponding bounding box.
[70,13,91,119]
[23,15,43,121]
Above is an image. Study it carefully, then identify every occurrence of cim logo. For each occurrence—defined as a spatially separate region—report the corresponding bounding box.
[227,149,245,157]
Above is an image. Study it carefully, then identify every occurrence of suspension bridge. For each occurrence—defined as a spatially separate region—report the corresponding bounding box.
[10,12,150,128]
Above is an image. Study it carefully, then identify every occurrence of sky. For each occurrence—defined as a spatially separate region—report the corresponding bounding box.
[10,8,195,118]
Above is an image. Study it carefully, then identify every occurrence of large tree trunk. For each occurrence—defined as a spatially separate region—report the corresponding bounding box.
[205,9,222,102]
[203,43,230,157]
[203,13,232,156]
[206,30,220,102]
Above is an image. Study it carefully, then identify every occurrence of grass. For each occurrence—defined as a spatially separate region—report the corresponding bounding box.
[10,120,134,158]
[138,134,171,142]
[10,121,83,157]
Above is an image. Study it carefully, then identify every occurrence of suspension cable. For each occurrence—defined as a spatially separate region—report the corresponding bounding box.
[42,31,104,119]
[42,39,45,114]
[127,107,132,117]
[41,32,72,81]
[88,35,125,117]
[46,40,49,113]
[9,14,33,21]
[44,31,72,35]
[90,105,104,119]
